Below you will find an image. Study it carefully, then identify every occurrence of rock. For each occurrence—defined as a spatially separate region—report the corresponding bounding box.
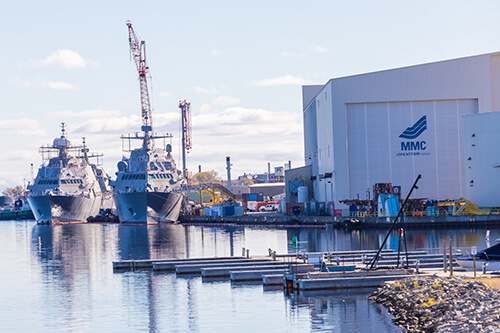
[370,276,500,332]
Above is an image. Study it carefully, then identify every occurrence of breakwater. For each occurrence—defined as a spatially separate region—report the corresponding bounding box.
[370,276,500,332]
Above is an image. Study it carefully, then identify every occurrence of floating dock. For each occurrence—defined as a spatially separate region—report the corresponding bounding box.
[113,248,466,291]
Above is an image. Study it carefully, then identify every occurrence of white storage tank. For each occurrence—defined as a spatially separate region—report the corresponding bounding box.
[298,186,308,203]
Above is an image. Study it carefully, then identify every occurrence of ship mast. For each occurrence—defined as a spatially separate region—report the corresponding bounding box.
[126,20,154,150]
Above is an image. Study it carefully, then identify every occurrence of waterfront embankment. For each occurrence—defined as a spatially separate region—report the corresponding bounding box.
[370,276,500,332]
[178,214,500,229]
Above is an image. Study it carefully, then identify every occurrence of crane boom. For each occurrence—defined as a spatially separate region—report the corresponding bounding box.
[179,100,192,179]
[126,21,153,136]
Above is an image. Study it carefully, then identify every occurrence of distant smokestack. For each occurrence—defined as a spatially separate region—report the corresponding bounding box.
[288,160,291,169]
[267,162,271,183]
[198,165,201,173]
[226,157,232,191]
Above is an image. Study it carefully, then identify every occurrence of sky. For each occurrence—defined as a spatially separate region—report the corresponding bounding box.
[2,1,500,191]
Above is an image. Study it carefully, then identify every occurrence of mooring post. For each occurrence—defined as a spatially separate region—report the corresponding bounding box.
[443,241,447,272]
[246,249,250,258]
[242,247,245,257]
[449,239,454,277]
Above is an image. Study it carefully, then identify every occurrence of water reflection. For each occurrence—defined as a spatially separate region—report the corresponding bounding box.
[3,222,498,332]
[285,289,401,332]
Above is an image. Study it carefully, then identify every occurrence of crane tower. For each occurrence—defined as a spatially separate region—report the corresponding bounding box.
[179,100,192,179]
[126,20,154,148]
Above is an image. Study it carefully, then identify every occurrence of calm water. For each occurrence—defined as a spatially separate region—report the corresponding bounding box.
[1,220,497,332]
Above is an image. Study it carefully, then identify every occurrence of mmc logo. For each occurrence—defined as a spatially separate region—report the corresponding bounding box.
[399,115,427,152]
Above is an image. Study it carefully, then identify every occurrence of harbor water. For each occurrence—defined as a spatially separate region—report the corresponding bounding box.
[1,220,497,332]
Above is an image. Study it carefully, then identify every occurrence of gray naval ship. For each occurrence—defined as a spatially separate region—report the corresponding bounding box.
[111,137,184,223]
[27,124,113,224]
[110,21,184,224]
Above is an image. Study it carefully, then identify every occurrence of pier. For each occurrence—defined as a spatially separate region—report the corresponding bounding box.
[113,247,472,291]
[178,213,500,228]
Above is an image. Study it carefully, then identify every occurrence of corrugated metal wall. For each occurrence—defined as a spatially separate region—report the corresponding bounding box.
[346,99,477,200]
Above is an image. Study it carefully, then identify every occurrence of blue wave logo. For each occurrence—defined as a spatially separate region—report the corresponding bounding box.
[399,115,427,140]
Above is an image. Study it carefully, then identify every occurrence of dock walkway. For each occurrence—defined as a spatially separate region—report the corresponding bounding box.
[113,248,469,291]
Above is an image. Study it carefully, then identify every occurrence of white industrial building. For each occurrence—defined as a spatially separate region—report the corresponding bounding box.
[301,52,500,212]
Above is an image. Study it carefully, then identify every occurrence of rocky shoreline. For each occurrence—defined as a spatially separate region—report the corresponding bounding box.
[370,276,500,332]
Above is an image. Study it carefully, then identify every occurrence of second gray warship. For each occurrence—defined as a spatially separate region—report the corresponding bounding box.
[111,21,184,223]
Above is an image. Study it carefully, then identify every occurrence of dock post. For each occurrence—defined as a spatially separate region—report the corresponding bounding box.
[443,241,447,272]
[449,239,454,277]
[242,247,245,256]
[246,249,250,258]
[472,246,477,278]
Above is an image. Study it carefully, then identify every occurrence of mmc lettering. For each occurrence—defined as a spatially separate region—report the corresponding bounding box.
[401,141,426,151]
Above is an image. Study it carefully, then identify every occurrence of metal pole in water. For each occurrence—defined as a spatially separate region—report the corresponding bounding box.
[449,239,454,277]
[472,246,477,278]
[226,156,232,192]
[443,241,447,272]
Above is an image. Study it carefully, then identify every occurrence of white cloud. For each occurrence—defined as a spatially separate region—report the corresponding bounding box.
[47,109,121,119]
[9,76,33,88]
[280,51,306,58]
[40,80,78,90]
[211,96,240,107]
[159,91,172,97]
[193,106,302,138]
[27,49,91,69]
[194,86,218,94]
[310,45,328,54]
[0,119,46,136]
[210,50,224,56]
[182,105,303,177]
[197,104,211,114]
[71,115,141,134]
[250,75,313,86]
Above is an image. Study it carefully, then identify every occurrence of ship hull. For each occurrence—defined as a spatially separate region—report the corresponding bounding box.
[27,195,102,224]
[114,191,183,223]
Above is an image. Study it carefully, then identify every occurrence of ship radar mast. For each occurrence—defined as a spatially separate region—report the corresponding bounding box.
[53,122,71,160]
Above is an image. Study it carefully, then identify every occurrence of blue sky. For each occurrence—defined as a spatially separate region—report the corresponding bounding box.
[2,1,500,190]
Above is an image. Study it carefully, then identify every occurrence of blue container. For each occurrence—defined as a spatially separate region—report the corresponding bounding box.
[222,206,235,216]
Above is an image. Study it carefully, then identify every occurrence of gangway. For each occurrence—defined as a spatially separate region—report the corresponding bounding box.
[176,183,242,207]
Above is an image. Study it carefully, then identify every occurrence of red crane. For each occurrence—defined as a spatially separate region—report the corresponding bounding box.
[179,100,192,179]
[179,100,192,152]
[126,21,153,137]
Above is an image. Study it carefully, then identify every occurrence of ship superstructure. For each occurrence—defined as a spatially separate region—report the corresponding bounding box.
[27,124,113,223]
[111,21,184,223]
